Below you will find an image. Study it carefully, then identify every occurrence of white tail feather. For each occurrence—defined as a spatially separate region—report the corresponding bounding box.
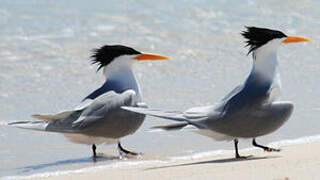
[8,121,48,131]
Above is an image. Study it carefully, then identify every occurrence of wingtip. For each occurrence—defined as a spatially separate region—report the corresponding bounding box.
[120,106,130,110]
[31,114,54,121]
[32,114,44,120]
[148,128,166,133]
[32,114,40,118]
[121,106,137,111]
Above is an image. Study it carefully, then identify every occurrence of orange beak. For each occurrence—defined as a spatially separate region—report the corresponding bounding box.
[283,36,311,44]
[134,53,171,61]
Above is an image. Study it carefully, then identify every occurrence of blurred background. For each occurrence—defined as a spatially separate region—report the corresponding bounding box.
[0,0,319,177]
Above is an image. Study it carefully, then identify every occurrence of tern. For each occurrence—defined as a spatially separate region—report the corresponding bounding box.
[9,45,170,158]
[122,27,310,158]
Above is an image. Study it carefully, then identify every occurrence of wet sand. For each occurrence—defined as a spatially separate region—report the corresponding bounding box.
[27,140,320,180]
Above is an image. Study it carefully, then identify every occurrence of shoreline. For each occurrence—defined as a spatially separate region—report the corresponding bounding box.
[4,135,320,180]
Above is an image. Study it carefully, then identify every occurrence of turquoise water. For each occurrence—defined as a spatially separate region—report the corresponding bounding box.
[1,0,320,177]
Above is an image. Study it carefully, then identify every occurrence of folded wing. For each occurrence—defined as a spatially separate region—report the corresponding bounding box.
[9,90,139,133]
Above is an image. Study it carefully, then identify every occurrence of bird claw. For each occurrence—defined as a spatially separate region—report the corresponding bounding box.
[119,150,142,160]
[236,155,253,159]
[265,148,280,152]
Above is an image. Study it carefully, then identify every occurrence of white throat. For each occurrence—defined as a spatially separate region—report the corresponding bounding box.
[102,56,135,78]
[252,49,278,83]
[251,39,282,84]
[250,39,284,101]
[102,56,141,98]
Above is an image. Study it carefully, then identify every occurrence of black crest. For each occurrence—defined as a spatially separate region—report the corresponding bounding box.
[91,45,141,71]
[241,27,287,54]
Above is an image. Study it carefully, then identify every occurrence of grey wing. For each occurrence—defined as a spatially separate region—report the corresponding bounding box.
[124,105,232,140]
[10,104,88,131]
[46,90,140,133]
[209,83,244,113]
[122,105,214,125]
[220,84,244,102]
[121,107,187,121]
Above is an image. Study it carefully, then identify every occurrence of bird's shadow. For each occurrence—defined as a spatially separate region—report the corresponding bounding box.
[17,154,118,174]
[145,155,281,171]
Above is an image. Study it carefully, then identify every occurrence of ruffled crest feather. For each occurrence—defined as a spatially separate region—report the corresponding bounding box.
[241,27,287,55]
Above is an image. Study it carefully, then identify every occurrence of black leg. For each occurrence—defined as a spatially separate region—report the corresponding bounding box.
[92,144,97,158]
[234,139,242,158]
[233,139,251,159]
[118,142,139,157]
[252,138,280,152]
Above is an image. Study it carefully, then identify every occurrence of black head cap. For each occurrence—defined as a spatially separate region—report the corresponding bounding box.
[91,45,141,71]
[241,27,287,54]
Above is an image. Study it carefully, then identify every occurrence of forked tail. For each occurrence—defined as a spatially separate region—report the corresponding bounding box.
[121,106,208,132]
[152,122,189,131]
[121,106,187,121]
[8,120,48,131]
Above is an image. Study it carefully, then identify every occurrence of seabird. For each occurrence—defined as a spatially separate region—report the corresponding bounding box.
[122,27,310,158]
[9,45,170,159]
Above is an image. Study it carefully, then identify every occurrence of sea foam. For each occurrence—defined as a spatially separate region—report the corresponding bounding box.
[2,134,320,180]
[1,160,166,180]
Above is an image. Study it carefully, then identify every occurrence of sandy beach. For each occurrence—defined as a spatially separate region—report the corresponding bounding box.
[1,0,320,179]
[20,139,319,180]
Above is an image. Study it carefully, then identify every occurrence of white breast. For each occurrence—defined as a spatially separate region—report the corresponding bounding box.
[252,39,283,101]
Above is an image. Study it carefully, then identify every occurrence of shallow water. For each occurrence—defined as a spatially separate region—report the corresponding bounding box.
[1,0,320,178]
